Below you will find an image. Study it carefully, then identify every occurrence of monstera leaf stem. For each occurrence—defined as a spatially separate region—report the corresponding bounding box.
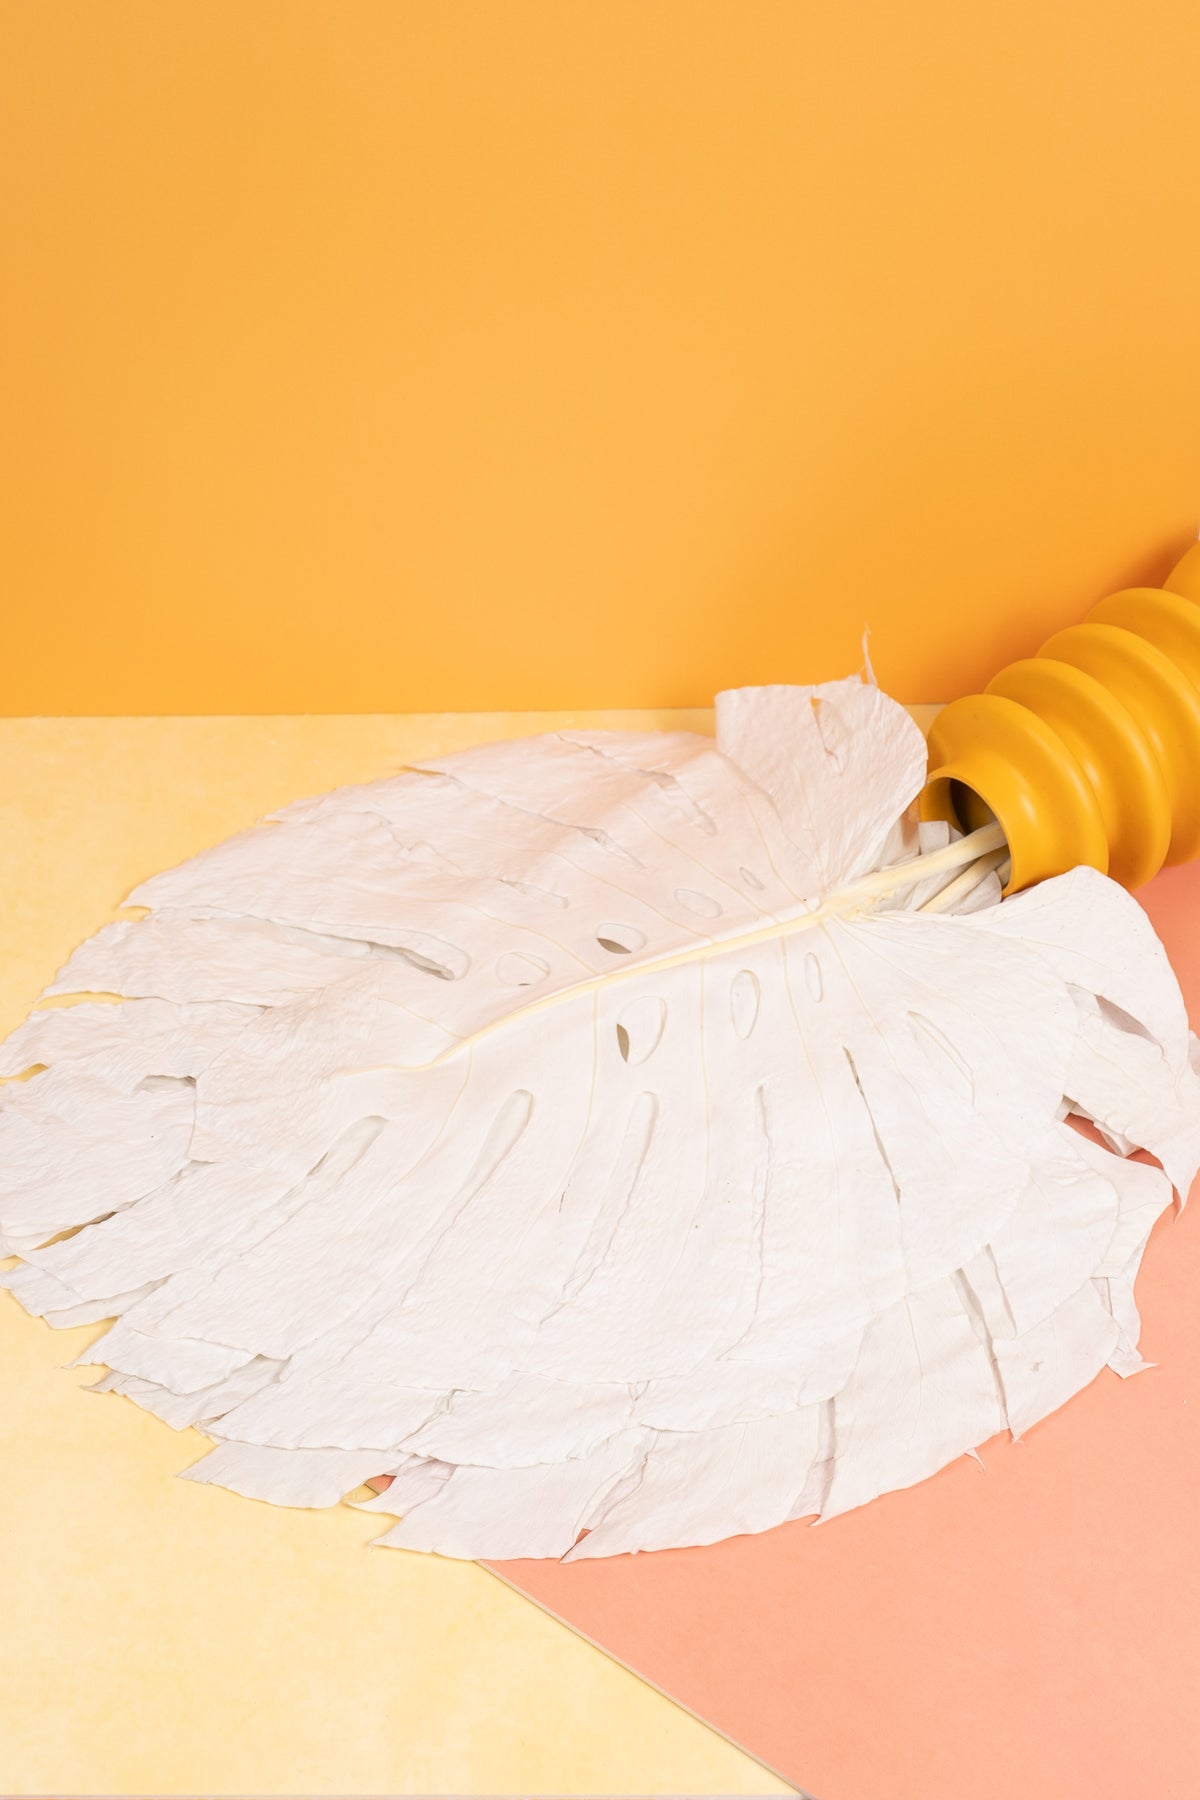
[918,842,1011,915]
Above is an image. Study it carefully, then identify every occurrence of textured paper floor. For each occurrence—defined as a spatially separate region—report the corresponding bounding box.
[0,711,793,1798]
[494,861,1200,1799]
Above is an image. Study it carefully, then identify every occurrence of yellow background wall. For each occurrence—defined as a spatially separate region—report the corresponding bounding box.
[4,0,1200,715]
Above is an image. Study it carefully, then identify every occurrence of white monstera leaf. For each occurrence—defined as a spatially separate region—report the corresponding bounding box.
[2,681,1198,1560]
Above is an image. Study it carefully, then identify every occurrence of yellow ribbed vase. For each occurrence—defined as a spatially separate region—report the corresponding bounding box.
[921,548,1200,893]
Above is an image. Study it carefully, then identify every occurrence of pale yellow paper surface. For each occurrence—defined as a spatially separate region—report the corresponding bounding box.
[0,711,800,1797]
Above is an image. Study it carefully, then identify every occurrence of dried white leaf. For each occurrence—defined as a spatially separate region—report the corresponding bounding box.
[2,679,1197,1557]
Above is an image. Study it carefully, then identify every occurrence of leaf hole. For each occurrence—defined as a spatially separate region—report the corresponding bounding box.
[674,888,722,919]
[0,1063,47,1086]
[739,867,765,891]
[371,935,469,980]
[581,825,642,866]
[730,970,760,1040]
[843,1046,901,1204]
[907,1011,975,1101]
[1095,995,1158,1046]
[804,953,823,1002]
[596,923,646,956]
[615,997,666,1065]
[496,952,550,988]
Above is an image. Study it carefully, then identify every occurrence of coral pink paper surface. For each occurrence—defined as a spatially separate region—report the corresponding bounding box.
[491,862,1200,1800]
